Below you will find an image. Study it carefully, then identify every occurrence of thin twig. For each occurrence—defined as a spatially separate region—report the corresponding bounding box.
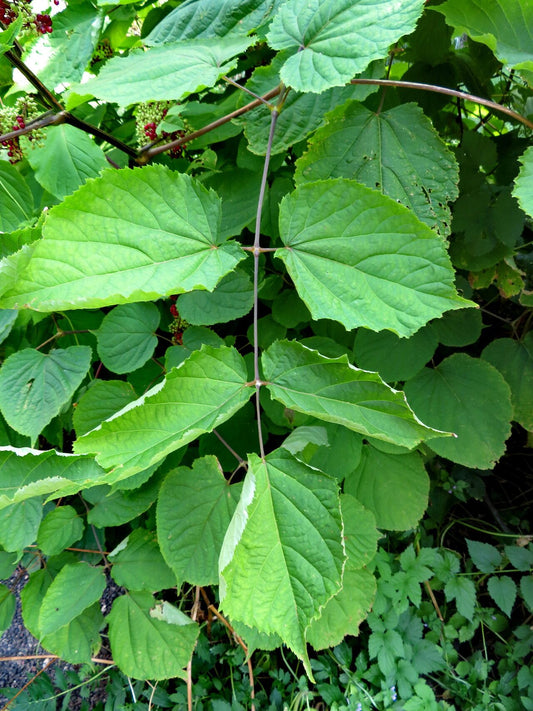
[137,86,282,164]
[0,657,56,711]
[222,75,275,108]
[350,78,533,130]
[213,429,245,465]
[64,112,138,158]
[0,110,63,144]
[5,50,63,111]
[252,92,284,459]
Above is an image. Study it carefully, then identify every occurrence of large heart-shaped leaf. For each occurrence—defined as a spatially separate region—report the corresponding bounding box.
[219,449,344,677]
[0,346,92,442]
[0,167,244,312]
[267,0,425,93]
[276,180,471,337]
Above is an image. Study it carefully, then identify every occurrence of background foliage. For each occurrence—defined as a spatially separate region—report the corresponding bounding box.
[0,0,532,709]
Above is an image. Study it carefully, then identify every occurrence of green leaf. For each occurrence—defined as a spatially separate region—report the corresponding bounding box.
[514,146,533,218]
[277,180,471,337]
[177,269,253,326]
[0,447,107,509]
[96,303,160,374]
[0,583,15,635]
[219,449,344,677]
[85,468,161,527]
[107,592,199,680]
[521,576,533,613]
[0,498,43,551]
[80,36,252,105]
[341,494,380,568]
[307,424,363,480]
[146,0,283,43]
[40,603,104,664]
[0,309,17,345]
[404,354,512,469]
[109,528,176,592]
[262,340,444,450]
[0,162,34,232]
[0,167,244,312]
[444,576,476,621]
[73,380,138,437]
[482,335,533,430]
[22,3,104,87]
[487,575,517,617]
[267,0,425,93]
[27,124,108,201]
[295,101,459,235]
[205,169,262,239]
[0,15,23,55]
[466,539,502,573]
[435,0,533,70]
[39,562,106,636]
[429,308,483,347]
[0,346,92,442]
[157,456,241,586]
[306,565,376,650]
[282,426,329,456]
[504,545,533,572]
[344,444,429,530]
[75,346,252,478]
[37,505,84,556]
[353,326,438,383]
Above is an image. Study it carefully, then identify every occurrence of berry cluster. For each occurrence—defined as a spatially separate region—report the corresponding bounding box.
[135,101,189,159]
[0,0,53,35]
[0,96,42,163]
[168,296,187,345]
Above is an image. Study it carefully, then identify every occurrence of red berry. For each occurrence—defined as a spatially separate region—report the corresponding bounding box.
[170,304,178,318]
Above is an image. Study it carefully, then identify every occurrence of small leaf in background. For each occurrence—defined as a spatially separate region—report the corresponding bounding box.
[466,539,502,573]
[353,326,438,383]
[444,576,476,621]
[482,335,533,430]
[487,575,517,617]
[504,544,533,572]
[267,0,425,93]
[0,162,34,232]
[277,180,471,337]
[0,167,244,312]
[429,308,483,347]
[38,562,106,636]
[75,346,252,478]
[27,124,108,200]
[96,302,160,374]
[109,528,176,592]
[0,498,43,552]
[107,592,199,680]
[85,468,162,527]
[521,575,533,613]
[157,456,241,586]
[0,583,15,635]
[0,346,92,442]
[73,380,138,437]
[219,449,344,678]
[263,340,443,450]
[0,309,17,345]
[37,505,84,557]
[40,603,104,665]
[295,101,459,236]
[80,36,252,104]
[404,354,512,469]
[344,444,429,531]
[177,269,254,326]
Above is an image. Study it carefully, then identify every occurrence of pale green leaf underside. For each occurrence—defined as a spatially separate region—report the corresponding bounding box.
[435,0,533,70]
[344,444,429,530]
[295,101,459,235]
[80,36,252,104]
[108,592,199,680]
[146,0,283,44]
[27,124,108,201]
[0,346,92,441]
[277,180,471,337]
[513,146,533,219]
[267,0,425,93]
[0,166,243,312]
[157,455,241,586]
[404,354,513,469]
[262,340,444,450]
[219,449,344,677]
[74,345,252,478]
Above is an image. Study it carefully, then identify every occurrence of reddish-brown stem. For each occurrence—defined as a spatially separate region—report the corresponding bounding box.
[213,429,246,465]
[0,657,56,711]
[351,78,533,130]
[5,50,63,111]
